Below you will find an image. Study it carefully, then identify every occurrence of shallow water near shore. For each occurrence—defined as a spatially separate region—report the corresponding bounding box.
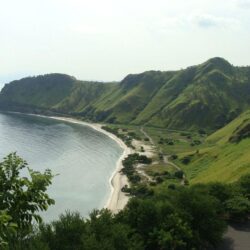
[0,112,123,221]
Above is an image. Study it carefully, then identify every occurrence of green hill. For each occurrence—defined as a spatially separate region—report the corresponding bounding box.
[177,109,250,183]
[0,57,250,131]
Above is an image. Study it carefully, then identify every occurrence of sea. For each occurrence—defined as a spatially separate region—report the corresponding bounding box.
[0,112,123,221]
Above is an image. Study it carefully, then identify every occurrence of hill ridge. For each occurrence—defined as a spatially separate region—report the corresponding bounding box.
[0,57,249,131]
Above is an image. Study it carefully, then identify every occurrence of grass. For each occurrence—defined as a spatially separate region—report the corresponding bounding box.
[143,126,208,155]
[144,164,176,176]
[103,124,145,141]
[177,139,250,184]
[152,178,181,195]
[207,109,250,144]
[104,111,250,186]
[2,59,250,131]
[175,110,250,184]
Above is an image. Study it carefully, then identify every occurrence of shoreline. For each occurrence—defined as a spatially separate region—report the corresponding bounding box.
[15,112,132,213]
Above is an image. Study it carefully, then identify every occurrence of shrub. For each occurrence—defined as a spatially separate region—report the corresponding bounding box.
[174,170,184,179]
[168,184,176,190]
[171,154,178,160]
[225,196,250,221]
[182,156,191,165]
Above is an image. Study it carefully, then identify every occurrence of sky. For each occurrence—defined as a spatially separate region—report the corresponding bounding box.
[0,0,250,88]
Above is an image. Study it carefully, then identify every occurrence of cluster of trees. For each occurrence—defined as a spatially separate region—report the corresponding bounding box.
[121,154,152,184]
[158,137,175,145]
[149,170,185,185]
[101,126,136,148]
[23,192,225,250]
[9,176,250,250]
[1,153,249,250]
[190,140,202,147]
[158,136,201,147]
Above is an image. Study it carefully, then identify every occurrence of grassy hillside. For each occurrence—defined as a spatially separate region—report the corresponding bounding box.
[0,57,250,131]
[176,110,250,183]
[142,58,250,130]
[0,74,113,115]
[92,71,175,123]
[0,74,76,108]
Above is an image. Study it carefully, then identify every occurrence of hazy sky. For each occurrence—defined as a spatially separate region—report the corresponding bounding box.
[1,0,250,86]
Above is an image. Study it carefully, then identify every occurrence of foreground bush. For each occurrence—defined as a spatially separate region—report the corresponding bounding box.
[0,153,54,249]
[1,154,249,249]
[25,187,229,250]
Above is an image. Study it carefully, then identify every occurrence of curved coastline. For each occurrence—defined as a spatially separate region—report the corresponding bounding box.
[20,113,131,213]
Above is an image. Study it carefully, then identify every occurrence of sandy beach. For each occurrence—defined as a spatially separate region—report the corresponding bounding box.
[37,115,132,213]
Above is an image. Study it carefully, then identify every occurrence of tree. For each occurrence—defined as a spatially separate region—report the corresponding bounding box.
[83,209,143,250]
[174,170,184,179]
[0,153,54,248]
[156,213,193,250]
[175,188,227,248]
[0,210,17,248]
[238,173,250,198]
[33,211,86,250]
[181,156,191,165]
[225,196,250,221]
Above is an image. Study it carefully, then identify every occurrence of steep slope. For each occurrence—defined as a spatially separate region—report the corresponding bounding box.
[178,109,250,183]
[0,58,249,131]
[137,58,250,130]
[0,74,112,114]
[0,74,76,110]
[91,71,175,123]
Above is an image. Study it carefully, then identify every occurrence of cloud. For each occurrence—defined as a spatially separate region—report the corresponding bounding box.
[69,22,116,36]
[235,0,250,8]
[150,13,240,34]
[190,14,240,28]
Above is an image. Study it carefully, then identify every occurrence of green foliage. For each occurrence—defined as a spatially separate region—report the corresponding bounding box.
[174,170,184,179]
[181,156,191,165]
[171,154,178,160]
[0,58,250,248]
[179,110,250,183]
[225,196,250,221]
[1,58,250,131]
[102,126,135,148]
[129,184,154,197]
[0,211,17,247]
[28,210,143,250]
[120,186,227,249]
[7,168,250,250]
[0,153,54,248]
[191,179,250,222]
[229,120,250,143]
[238,173,250,198]
[168,184,176,190]
[155,213,193,250]
[31,211,86,250]
[206,182,233,203]
[175,187,226,247]
[121,154,152,184]
[158,137,175,145]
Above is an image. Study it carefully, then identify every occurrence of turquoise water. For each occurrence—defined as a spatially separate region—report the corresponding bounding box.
[0,112,123,221]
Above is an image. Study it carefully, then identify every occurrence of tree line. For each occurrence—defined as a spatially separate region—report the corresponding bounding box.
[0,153,249,249]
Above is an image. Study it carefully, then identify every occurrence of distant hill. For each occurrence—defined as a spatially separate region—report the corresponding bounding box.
[1,58,250,131]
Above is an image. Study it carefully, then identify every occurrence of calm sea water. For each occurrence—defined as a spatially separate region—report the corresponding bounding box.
[0,112,123,221]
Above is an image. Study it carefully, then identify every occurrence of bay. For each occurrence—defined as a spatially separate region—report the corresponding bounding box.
[0,112,123,221]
